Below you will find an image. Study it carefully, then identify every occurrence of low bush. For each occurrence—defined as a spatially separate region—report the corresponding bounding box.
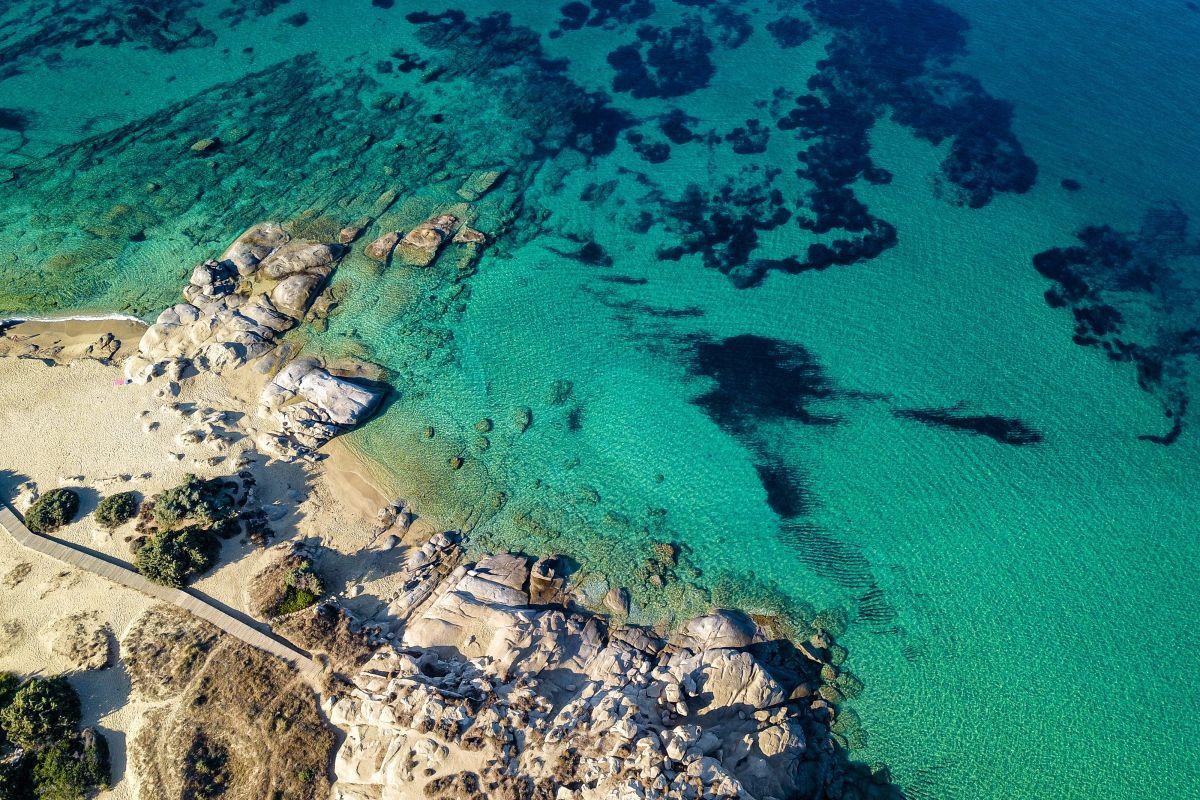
[271,565,324,617]
[0,671,18,750]
[0,751,33,799]
[32,739,90,800]
[150,475,233,531]
[94,492,139,529]
[24,489,79,534]
[0,671,18,707]
[0,677,80,750]
[134,526,219,588]
[0,676,108,800]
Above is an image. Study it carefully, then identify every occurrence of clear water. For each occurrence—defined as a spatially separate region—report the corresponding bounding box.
[1,1,1198,798]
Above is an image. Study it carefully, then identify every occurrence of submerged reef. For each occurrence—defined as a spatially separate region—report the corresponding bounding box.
[563,0,1040,287]
[686,333,841,433]
[1033,203,1200,444]
[652,166,793,288]
[607,16,715,99]
[892,405,1044,446]
[0,0,214,77]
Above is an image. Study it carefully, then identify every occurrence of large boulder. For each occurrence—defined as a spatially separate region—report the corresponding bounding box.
[675,611,762,652]
[270,273,323,318]
[296,369,383,427]
[258,358,385,460]
[221,221,290,275]
[260,241,343,279]
[364,231,400,261]
[394,214,457,267]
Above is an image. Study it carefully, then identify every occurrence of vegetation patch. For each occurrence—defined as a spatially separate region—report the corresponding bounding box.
[124,607,333,800]
[23,489,79,534]
[134,526,219,589]
[147,475,236,531]
[249,546,324,619]
[94,491,139,529]
[132,475,249,587]
[0,674,109,800]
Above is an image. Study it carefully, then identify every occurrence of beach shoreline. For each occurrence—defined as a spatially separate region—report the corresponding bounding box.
[0,316,407,798]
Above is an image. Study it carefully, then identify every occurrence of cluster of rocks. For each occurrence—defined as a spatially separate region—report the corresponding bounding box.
[364,212,486,267]
[255,356,385,461]
[326,545,891,800]
[124,222,338,383]
[120,222,386,461]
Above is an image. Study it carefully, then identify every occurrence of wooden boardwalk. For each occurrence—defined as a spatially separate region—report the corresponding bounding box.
[0,503,321,679]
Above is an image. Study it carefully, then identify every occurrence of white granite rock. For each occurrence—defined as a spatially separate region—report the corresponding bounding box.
[325,545,839,800]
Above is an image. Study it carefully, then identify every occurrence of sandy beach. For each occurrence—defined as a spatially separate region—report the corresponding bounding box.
[0,319,426,798]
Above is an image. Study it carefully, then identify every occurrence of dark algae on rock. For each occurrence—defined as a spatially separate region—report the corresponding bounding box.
[1033,203,1200,444]
[892,405,1044,446]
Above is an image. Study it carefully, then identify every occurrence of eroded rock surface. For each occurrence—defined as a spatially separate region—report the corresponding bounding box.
[255,357,386,461]
[124,222,343,383]
[327,543,891,800]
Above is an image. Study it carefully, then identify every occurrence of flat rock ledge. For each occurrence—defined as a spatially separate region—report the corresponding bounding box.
[327,539,881,800]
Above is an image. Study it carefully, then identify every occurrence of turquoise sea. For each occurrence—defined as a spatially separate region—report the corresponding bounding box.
[1,1,1198,798]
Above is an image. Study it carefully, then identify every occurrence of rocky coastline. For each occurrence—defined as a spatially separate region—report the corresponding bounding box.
[0,217,896,800]
[320,535,895,800]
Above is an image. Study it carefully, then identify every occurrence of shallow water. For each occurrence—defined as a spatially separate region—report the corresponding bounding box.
[1,1,1198,798]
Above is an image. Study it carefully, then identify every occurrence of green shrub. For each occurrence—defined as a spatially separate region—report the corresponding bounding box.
[283,566,324,597]
[0,677,80,749]
[24,489,79,534]
[27,732,107,800]
[0,751,33,800]
[270,564,323,617]
[94,492,138,529]
[0,671,18,751]
[80,730,110,790]
[0,671,18,708]
[151,475,210,529]
[32,739,89,800]
[134,526,218,588]
[274,587,320,617]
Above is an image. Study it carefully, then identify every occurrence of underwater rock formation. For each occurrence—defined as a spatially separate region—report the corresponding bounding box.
[1032,203,1200,443]
[892,405,1044,446]
[0,0,215,78]
[686,333,841,432]
[652,166,792,288]
[607,16,715,99]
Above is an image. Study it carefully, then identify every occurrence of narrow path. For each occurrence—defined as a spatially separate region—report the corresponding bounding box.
[0,503,321,679]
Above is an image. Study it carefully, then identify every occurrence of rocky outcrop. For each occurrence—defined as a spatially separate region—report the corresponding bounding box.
[365,231,401,261]
[124,222,343,383]
[326,544,887,800]
[255,357,386,461]
[394,214,458,267]
[116,222,386,461]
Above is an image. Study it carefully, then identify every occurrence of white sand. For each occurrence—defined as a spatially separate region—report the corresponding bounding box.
[0,337,417,798]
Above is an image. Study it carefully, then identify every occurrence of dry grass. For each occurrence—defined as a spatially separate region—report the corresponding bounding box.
[125,605,333,800]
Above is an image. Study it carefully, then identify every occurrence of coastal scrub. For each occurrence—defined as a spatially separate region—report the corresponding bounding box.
[0,674,108,800]
[94,491,139,529]
[23,489,79,534]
